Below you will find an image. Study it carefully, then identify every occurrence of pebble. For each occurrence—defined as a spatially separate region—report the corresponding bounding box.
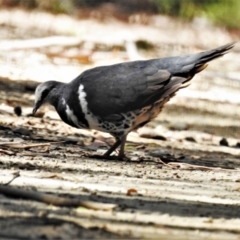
[185,137,196,142]
[235,142,240,148]
[14,105,22,116]
[13,127,31,136]
[219,138,229,146]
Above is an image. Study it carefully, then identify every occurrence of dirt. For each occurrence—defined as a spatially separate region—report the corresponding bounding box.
[0,9,240,240]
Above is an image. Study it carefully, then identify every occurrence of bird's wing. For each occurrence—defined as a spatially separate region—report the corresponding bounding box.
[73,42,234,121]
[77,62,174,120]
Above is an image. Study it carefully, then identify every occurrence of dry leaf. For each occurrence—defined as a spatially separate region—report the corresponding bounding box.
[126,188,138,196]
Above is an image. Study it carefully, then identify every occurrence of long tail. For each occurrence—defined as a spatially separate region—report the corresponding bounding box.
[179,42,236,78]
[194,41,236,73]
[154,42,236,100]
[138,42,235,108]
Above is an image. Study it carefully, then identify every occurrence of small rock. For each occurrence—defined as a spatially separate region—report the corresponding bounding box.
[14,105,22,116]
[13,127,31,136]
[235,142,240,148]
[140,133,166,141]
[152,135,167,141]
[185,137,196,142]
[219,138,228,146]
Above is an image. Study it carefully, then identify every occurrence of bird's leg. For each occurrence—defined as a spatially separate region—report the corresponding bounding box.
[118,135,127,158]
[103,138,121,157]
[103,134,128,158]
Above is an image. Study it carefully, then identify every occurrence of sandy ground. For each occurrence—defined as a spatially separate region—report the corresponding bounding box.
[0,9,240,239]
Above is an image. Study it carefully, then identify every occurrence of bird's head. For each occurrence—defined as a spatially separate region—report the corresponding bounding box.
[32,81,61,115]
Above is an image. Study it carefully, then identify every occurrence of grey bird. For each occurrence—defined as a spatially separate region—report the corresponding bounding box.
[32,42,235,158]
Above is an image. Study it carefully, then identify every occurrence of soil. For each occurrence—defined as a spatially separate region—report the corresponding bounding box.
[0,9,240,240]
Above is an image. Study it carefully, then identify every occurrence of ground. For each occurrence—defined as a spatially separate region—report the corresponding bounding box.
[0,9,240,240]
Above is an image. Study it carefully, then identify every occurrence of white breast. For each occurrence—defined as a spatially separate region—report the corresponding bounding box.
[78,84,104,130]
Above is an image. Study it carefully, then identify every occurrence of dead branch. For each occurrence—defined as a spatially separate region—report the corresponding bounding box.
[157,159,240,172]
[0,185,116,211]
[2,171,20,186]
[0,149,15,155]
[0,141,63,149]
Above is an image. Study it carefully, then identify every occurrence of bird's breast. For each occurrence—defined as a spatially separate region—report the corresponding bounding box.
[58,98,88,129]
[59,83,171,136]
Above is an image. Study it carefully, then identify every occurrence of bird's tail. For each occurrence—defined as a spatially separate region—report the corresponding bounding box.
[139,42,235,109]
[159,42,236,99]
[171,41,236,84]
[192,41,235,74]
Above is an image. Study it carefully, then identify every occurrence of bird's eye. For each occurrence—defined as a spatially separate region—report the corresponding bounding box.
[41,89,49,100]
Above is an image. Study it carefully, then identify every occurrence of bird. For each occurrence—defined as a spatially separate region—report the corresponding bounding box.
[32,42,235,158]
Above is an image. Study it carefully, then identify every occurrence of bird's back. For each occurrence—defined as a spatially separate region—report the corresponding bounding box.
[64,42,234,136]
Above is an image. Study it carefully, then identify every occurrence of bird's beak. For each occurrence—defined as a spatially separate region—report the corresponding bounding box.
[32,101,41,115]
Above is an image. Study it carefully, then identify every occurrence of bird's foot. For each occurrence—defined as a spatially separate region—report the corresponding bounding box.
[89,154,128,161]
[103,149,127,160]
[87,150,128,161]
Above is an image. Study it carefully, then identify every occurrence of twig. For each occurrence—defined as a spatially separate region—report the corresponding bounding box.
[0,141,63,149]
[168,162,240,171]
[18,153,58,158]
[0,149,15,155]
[41,145,50,153]
[2,172,20,186]
[157,159,239,172]
[0,185,116,211]
[155,158,171,167]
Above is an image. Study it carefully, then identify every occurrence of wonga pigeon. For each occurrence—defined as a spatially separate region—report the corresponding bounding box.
[33,42,235,158]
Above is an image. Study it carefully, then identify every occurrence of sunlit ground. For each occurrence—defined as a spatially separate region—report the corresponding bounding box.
[0,7,240,240]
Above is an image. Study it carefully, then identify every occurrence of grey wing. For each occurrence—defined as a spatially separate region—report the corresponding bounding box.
[78,42,234,121]
[79,61,184,121]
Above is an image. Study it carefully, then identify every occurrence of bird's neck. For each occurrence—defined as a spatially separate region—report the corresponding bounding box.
[48,82,65,107]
